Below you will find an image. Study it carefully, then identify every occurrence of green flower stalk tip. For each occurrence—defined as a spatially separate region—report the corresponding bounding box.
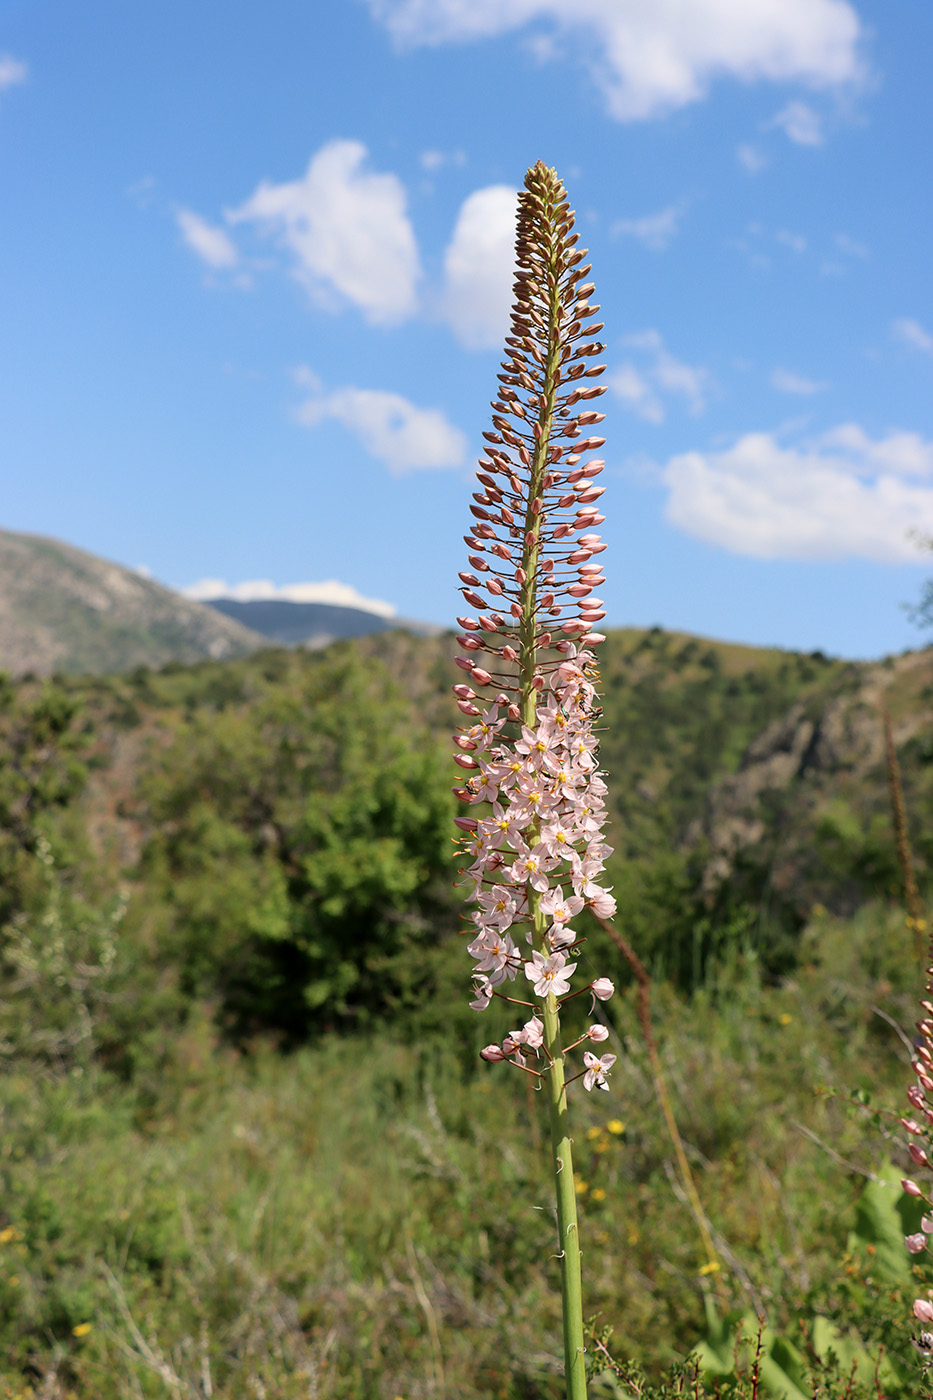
[451,160,615,1400]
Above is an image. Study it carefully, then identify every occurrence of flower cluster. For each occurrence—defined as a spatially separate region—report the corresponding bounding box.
[899,956,933,1345]
[451,161,616,1095]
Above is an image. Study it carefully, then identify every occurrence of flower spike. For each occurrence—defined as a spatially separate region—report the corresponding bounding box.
[452,160,615,1400]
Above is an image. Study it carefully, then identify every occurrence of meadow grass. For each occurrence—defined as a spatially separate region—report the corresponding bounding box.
[0,901,922,1398]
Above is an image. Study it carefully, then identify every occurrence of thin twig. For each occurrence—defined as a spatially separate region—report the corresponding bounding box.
[595,914,727,1299]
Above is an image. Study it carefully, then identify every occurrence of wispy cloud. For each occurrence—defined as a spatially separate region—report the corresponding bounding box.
[440,185,517,349]
[611,330,710,423]
[175,208,240,270]
[771,368,828,395]
[0,54,27,91]
[770,99,825,146]
[229,140,420,325]
[662,424,933,563]
[776,229,807,254]
[367,0,864,122]
[294,369,467,475]
[182,577,397,617]
[835,232,868,258]
[737,143,767,174]
[613,204,683,251]
[419,147,466,171]
[893,318,933,354]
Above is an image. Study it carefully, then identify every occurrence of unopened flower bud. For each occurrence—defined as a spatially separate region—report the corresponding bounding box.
[587,1025,610,1042]
[591,979,614,1001]
[915,1299,933,1323]
[903,1177,925,1196]
[481,1044,506,1062]
[906,1233,927,1253]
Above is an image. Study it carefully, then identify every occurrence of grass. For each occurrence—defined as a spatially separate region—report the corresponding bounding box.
[0,901,926,1398]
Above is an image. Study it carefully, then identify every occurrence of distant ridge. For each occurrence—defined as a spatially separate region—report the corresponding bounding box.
[0,529,265,676]
[205,597,442,648]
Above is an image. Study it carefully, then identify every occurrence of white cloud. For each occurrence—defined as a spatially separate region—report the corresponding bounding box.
[367,0,863,121]
[770,99,824,145]
[420,147,466,171]
[893,318,933,355]
[737,143,767,173]
[230,140,420,325]
[0,54,27,91]
[182,577,397,617]
[776,229,806,253]
[612,330,710,423]
[441,184,518,349]
[662,424,933,563]
[294,370,467,475]
[609,365,663,424]
[835,232,867,258]
[176,208,240,269]
[613,204,683,251]
[771,368,827,395]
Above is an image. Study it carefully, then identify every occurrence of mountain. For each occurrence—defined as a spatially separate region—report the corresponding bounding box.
[204,597,441,648]
[0,529,266,676]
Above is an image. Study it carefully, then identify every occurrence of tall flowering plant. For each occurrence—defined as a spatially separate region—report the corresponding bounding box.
[451,161,616,1399]
[900,939,933,1370]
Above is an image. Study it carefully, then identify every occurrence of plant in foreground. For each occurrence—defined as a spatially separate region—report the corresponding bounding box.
[451,160,615,1399]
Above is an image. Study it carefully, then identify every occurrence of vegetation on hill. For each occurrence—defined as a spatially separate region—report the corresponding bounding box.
[0,629,929,1396]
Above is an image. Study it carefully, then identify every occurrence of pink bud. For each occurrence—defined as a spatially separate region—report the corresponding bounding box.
[459,572,480,585]
[579,533,602,545]
[507,704,521,721]
[902,1118,925,1135]
[452,684,475,698]
[908,1086,925,1108]
[457,701,481,716]
[906,1233,927,1253]
[458,617,480,630]
[463,589,486,608]
[903,1178,924,1197]
[591,978,614,1001]
[458,635,483,650]
[915,1299,933,1323]
[453,817,477,833]
[501,646,518,662]
[453,754,477,770]
[455,656,474,672]
[923,1215,933,1234]
[582,633,607,645]
[481,1045,506,1062]
[910,1143,929,1167]
[587,1025,610,1042]
[471,668,493,686]
[533,675,545,690]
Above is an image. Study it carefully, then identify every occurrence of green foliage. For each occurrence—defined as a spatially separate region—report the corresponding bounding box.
[0,676,88,927]
[141,646,458,1039]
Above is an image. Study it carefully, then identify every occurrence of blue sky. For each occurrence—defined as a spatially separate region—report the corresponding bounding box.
[1,0,932,657]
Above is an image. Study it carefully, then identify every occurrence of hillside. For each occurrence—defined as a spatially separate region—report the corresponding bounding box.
[14,624,927,1019]
[0,528,266,675]
[205,596,441,647]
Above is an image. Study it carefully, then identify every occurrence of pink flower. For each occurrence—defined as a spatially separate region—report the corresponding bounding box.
[915,1299,933,1324]
[907,1233,927,1253]
[590,978,614,1002]
[586,1025,610,1042]
[512,1015,544,1050]
[583,1051,616,1092]
[525,951,575,999]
